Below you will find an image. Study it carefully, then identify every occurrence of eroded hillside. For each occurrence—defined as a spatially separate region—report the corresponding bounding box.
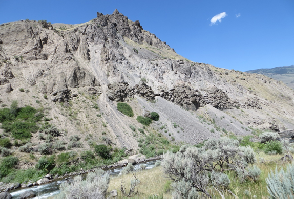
[0,9,294,164]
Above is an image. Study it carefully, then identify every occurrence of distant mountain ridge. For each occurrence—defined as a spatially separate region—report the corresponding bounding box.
[247,65,294,90]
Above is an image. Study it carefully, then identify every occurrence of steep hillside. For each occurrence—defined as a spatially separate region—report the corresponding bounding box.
[0,10,294,167]
[247,65,294,90]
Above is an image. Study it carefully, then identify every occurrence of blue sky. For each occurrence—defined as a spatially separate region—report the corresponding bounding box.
[0,0,293,71]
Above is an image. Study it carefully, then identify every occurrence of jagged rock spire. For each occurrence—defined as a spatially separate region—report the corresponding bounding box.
[113,9,119,15]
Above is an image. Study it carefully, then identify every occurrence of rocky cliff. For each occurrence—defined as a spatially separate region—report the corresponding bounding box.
[0,10,294,156]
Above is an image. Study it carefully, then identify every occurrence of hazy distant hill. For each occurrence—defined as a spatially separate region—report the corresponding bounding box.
[247,65,294,90]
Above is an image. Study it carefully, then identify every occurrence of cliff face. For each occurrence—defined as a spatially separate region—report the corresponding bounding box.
[0,10,294,151]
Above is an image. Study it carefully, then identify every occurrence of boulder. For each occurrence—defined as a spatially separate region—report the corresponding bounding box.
[5,83,13,93]
[19,190,36,199]
[37,178,49,185]
[110,189,118,198]
[128,158,136,165]
[0,192,12,199]
[45,173,52,179]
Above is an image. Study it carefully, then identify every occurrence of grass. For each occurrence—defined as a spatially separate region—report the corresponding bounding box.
[223,152,288,199]
[108,166,172,198]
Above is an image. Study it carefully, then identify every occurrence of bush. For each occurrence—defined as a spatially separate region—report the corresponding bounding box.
[266,163,294,199]
[52,140,66,151]
[58,169,109,199]
[117,103,134,117]
[80,150,95,162]
[246,165,261,182]
[69,135,80,142]
[137,116,152,126]
[264,141,283,154]
[56,152,77,166]
[0,156,18,178]
[95,144,111,159]
[150,112,159,121]
[38,143,52,155]
[138,128,144,134]
[9,121,37,140]
[19,143,33,153]
[35,156,55,172]
[121,163,134,175]
[162,137,256,197]
[41,124,60,137]
[259,132,280,143]
[0,138,11,148]
[68,141,83,149]
[0,147,11,157]
[0,104,44,140]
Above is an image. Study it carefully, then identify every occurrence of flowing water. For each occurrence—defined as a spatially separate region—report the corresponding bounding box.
[9,160,157,199]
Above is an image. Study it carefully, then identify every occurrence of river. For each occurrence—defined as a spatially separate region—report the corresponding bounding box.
[9,160,157,199]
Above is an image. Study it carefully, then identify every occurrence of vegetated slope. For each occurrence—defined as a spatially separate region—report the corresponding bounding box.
[0,9,294,162]
[247,65,294,90]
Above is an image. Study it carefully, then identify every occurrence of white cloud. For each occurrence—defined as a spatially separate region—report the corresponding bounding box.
[236,13,241,18]
[210,12,227,25]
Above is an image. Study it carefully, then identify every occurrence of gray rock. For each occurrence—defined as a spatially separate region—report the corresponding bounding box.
[110,189,118,198]
[128,158,136,165]
[5,83,13,93]
[45,173,52,179]
[37,178,49,185]
[0,192,12,199]
[19,190,36,199]
[68,67,100,88]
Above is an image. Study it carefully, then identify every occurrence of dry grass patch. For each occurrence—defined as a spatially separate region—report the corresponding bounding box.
[108,166,172,198]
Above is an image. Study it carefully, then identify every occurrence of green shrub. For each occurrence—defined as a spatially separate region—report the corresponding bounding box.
[0,138,11,148]
[35,156,55,172]
[129,125,136,131]
[0,104,43,140]
[150,112,159,121]
[0,156,19,178]
[264,140,283,154]
[19,88,25,92]
[80,150,95,161]
[137,116,152,126]
[56,152,77,165]
[138,128,144,134]
[117,103,134,117]
[95,144,111,159]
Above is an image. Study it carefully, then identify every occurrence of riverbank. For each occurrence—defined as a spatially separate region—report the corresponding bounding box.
[0,155,162,193]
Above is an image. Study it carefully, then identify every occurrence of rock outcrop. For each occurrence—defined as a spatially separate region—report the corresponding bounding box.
[68,67,99,88]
